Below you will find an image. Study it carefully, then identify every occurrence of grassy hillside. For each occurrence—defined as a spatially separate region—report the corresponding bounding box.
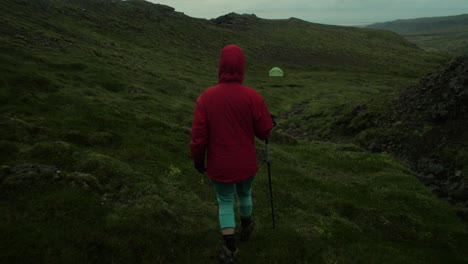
[1,0,467,263]
[368,14,468,55]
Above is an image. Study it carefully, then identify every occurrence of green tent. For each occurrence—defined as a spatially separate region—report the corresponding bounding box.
[269,67,284,77]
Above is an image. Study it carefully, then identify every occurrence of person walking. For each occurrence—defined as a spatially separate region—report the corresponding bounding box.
[190,44,274,263]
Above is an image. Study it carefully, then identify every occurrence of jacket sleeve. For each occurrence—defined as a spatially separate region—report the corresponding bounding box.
[190,96,208,163]
[253,97,273,140]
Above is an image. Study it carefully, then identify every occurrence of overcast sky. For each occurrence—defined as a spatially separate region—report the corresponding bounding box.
[150,0,468,25]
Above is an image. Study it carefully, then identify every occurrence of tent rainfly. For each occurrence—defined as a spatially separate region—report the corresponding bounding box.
[269,67,284,77]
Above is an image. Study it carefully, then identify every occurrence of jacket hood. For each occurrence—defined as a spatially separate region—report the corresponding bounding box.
[218,44,245,84]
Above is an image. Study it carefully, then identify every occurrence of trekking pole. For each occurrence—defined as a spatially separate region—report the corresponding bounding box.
[265,139,276,229]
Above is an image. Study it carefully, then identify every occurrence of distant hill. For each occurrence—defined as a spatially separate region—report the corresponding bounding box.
[0,0,444,77]
[368,14,468,55]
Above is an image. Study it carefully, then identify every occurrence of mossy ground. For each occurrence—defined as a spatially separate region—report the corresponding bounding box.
[0,0,467,263]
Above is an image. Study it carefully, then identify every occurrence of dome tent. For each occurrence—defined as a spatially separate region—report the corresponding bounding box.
[269,67,284,77]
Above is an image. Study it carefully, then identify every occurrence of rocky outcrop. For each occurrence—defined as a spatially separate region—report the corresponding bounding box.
[341,56,468,211]
[397,56,468,123]
[0,163,102,193]
[212,13,258,28]
[396,57,468,209]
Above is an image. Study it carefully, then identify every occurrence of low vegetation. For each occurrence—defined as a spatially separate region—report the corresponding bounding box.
[1,0,467,263]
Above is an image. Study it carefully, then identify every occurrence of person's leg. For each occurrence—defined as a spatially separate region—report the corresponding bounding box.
[236,176,255,241]
[211,180,237,252]
[236,176,254,218]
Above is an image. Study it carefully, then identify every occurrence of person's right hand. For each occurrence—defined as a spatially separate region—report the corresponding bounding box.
[194,162,206,174]
[271,114,277,127]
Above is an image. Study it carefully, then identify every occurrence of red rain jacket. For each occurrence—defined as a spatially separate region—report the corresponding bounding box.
[190,44,273,183]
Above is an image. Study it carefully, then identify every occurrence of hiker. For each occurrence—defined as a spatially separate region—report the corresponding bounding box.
[190,44,274,263]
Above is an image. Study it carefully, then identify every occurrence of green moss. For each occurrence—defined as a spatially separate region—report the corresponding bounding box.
[0,0,466,263]
[76,152,134,185]
[25,141,76,169]
[0,140,19,163]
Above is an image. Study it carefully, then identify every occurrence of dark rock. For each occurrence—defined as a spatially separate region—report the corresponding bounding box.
[452,183,468,201]
[449,170,464,182]
[442,196,453,202]
[392,121,402,127]
[447,181,462,192]
[128,86,149,94]
[419,174,436,184]
[212,13,258,27]
[368,142,380,152]
[0,165,10,183]
[9,163,59,175]
[430,164,446,176]
[430,185,441,193]
[1,163,61,189]
[455,207,468,220]
[65,172,101,192]
[418,158,446,177]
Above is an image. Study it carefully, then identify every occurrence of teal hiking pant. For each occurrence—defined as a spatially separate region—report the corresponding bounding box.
[211,176,255,229]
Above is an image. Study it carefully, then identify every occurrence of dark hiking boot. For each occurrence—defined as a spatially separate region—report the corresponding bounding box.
[240,219,255,241]
[219,245,237,264]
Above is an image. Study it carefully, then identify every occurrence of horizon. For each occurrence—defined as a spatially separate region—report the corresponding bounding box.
[151,0,468,26]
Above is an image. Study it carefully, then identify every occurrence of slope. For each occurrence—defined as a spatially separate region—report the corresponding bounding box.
[368,14,468,55]
[0,0,467,263]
